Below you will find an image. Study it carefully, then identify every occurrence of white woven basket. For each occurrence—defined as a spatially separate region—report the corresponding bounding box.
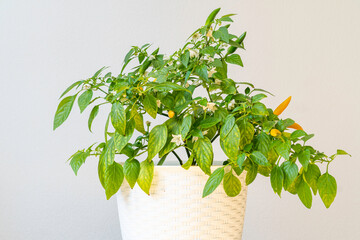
[116,166,248,240]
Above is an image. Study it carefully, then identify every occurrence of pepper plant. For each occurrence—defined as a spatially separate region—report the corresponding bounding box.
[54,8,350,208]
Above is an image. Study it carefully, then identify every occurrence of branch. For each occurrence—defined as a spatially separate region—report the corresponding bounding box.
[211,133,220,143]
[171,150,183,165]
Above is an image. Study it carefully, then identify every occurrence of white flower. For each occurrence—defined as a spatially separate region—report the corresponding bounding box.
[83,84,91,90]
[208,67,217,78]
[192,32,201,41]
[171,134,184,146]
[202,130,208,135]
[205,56,214,62]
[228,99,236,110]
[192,136,199,142]
[185,83,190,88]
[206,102,217,112]
[156,99,161,108]
[206,28,213,38]
[148,77,156,82]
[110,90,117,95]
[149,55,155,60]
[163,55,170,61]
[215,79,222,85]
[189,49,199,58]
[144,71,149,77]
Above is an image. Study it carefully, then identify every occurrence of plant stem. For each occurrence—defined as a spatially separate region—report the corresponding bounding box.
[171,150,183,165]
[211,133,220,143]
[185,147,191,158]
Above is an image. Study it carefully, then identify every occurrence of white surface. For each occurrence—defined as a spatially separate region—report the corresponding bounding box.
[0,0,359,239]
[117,166,247,240]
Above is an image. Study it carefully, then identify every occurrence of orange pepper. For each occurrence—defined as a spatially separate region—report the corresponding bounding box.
[168,110,175,118]
[270,129,281,137]
[288,122,303,130]
[273,96,291,116]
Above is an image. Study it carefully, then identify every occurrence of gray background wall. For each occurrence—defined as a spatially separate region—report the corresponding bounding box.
[1,0,359,239]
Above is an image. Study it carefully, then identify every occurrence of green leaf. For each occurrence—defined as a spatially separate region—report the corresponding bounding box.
[220,123,240,161]
[132,109,146,134]
[78,90,93,113]
[255,132,270,156]
[53,95,76,130]
[290,130,307,140]
[181,115,192,139]
[205,8,221,26]
[225,54,243,67]
[88,105,99,132]
[237,153,246,169]
[276,141,291,160]
[202,167,224,197]
[147,124,168,161]
[199,117,221,128]
[220,78,236,94]
[298,149,310,171]
[111,102,126,135]
[137,160,154,195]
[193,137,213,175]
[101,137,115,166]
[123,159,140,189]
[270,166,284,196]
[251,102,268,115]
[250,151,270,166]
[152,82,190,92]
[251,93,267,103]
[317,173,337,208]
[104,162,124,200]
[93,66,108,78]
[336,149,351,156]
[98,153,106,188]
[223,171,241,197]
[297,176,312,209]
[69,151,90,176]
[213,26,230,43]
[195,65,208,81]
[182,155,194,170]
[220,115,235,139]
[59,80,83,99]
[304,163,321,195]
[238,120,255,149]
[180,50,190,67]
[143,94,158,119]
[281,161,299,189]
[246,161,258,185]
[114,119,135,153]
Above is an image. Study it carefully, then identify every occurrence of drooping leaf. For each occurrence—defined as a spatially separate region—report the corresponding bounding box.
[251,102,268,116]
[114,119,135,153]
[104,162,124,200]
[213,26,230,43]
[238,120,254,149]
[100,137,115,166]
[202,167,224,197]
[53,95,76,130]
[237,153,246,169]
[123,159,140,189]
[220,115,235,139]
[143,94,158,119]
[304,163,321,195]
[297,176,313,209]
[181,115,192,139]
[276,141,291,160]
[69,151,90,175]
[223,171,241,197]
[137,160,154,195]
[180,50,190,67]
[147,124,168,161]
[298,149,310,171]
[111,102,126,135]
[255,132,271,156]
[220,123,240,161]
[281,161,299,189]
[270,165,284,196]
[250,151,270,166]
[317,173,337,208]
[88,105,99,132]
[193,137,213,175]
[131,107,146,134]
[246,161,258,185]
[199,117,221,129]
[78,90,93,113]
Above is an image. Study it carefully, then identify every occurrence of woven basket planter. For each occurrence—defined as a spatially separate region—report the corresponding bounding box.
[116,166,248,240]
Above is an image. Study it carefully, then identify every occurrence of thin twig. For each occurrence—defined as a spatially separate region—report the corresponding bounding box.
[171,151,183,165]
[211,133,220,143]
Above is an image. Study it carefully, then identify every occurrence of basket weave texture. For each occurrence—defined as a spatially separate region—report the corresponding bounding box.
[117,166,248,240]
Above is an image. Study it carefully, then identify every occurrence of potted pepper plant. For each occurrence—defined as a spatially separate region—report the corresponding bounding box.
[54,8,350,240]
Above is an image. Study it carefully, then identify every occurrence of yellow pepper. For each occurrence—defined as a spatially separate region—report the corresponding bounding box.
[274,96,291,116]
[270,129,281,137]
[168,110,175,118]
